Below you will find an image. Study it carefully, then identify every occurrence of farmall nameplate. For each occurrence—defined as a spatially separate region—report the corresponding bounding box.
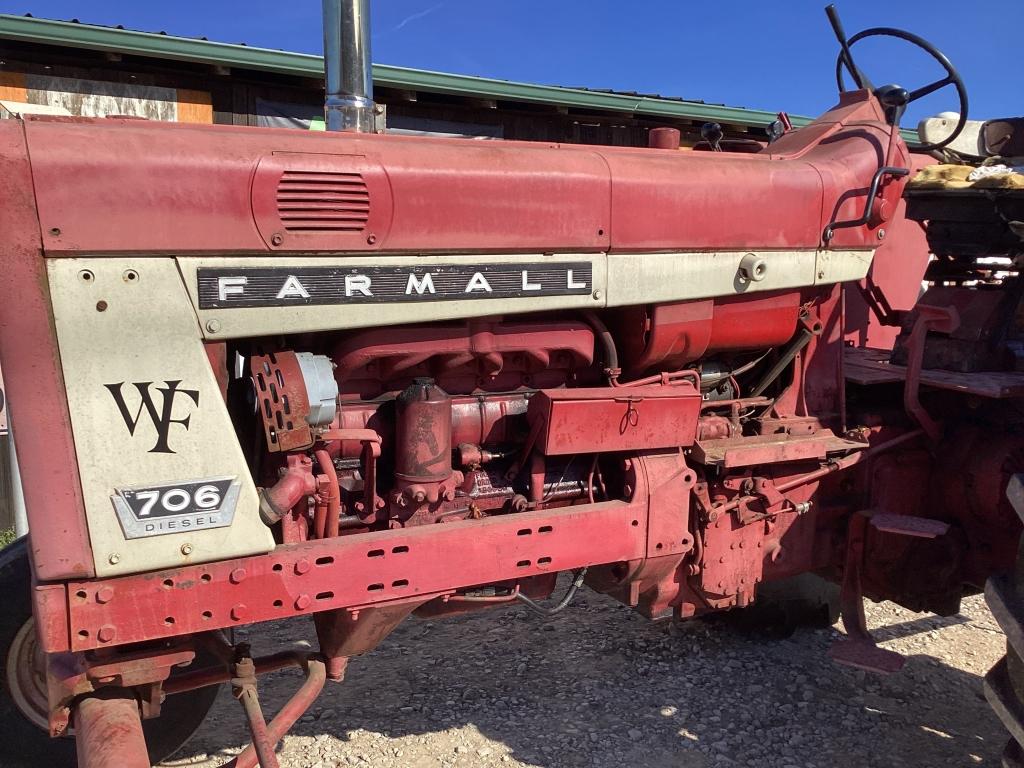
[197,263,593,309]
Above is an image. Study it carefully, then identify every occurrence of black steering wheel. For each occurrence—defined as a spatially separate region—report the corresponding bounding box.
[836,27,968,152]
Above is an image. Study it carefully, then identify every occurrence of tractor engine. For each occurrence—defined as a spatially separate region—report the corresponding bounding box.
[242,288,841,620]
[251,317,608,532]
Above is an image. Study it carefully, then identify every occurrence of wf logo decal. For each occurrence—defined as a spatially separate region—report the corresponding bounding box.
[105,381,200,454]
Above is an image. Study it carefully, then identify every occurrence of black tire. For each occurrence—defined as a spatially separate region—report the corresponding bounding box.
[0,538,221,767]
[986,536,1024,768]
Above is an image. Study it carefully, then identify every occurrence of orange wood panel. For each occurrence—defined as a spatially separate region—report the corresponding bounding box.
[176,88,213,124]
[0,71,28,103]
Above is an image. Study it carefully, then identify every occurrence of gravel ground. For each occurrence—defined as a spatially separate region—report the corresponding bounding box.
[167,585,1008,768]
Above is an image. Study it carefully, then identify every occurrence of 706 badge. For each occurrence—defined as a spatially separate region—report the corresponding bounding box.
[112,477,240,539]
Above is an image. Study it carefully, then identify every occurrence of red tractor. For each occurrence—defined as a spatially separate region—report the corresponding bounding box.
[1,3,1022,765]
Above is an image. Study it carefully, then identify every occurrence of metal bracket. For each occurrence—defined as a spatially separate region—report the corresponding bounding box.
[830,509,948,674]
[903,304,960,442]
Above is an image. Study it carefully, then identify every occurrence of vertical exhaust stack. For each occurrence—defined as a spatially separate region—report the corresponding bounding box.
[323,0,377,132]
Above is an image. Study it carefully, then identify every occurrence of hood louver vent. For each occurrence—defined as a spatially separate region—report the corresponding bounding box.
[275,170,370,233]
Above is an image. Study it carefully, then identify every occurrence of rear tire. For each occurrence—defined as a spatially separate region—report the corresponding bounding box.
[0,538,221,767]
[985,530,1024,767]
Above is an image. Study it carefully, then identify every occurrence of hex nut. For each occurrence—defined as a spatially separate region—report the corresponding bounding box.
[97,625,116,643]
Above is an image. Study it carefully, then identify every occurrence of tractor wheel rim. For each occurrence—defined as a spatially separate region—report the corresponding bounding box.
[6,618,56,732]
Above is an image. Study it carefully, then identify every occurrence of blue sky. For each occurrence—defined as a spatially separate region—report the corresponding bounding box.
[2,1,1020,125]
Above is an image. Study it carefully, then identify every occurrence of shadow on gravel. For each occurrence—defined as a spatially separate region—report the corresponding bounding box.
[176,589,1005,768]
[871,613,971,642]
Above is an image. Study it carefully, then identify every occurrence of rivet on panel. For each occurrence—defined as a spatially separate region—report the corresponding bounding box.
[592,289,603,301]
[206,319,222,334]
[107,553,120,565]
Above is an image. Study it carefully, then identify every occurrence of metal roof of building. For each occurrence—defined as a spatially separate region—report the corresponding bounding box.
[0,13,810,130]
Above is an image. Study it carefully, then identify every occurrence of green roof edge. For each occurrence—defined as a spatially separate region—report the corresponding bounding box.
[0,14,917,139]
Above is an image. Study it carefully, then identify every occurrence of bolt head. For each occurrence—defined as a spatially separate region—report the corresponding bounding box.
[205,319,221,334]
[271,232,284,246]
[96,586,115,604]
[230,567,247,584]
[180,543,194,556]
[295,594,312,611]
[592,289,603,301]
[231,604,248,621]
[107,553,120,565]
[294,559,311,575]
[97,625,116,643]
[877,228,886,240]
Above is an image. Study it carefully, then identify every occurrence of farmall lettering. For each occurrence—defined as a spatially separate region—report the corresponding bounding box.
[196,263,593,309]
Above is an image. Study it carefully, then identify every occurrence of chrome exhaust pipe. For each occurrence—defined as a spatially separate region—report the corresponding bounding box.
[323,0,376,132]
